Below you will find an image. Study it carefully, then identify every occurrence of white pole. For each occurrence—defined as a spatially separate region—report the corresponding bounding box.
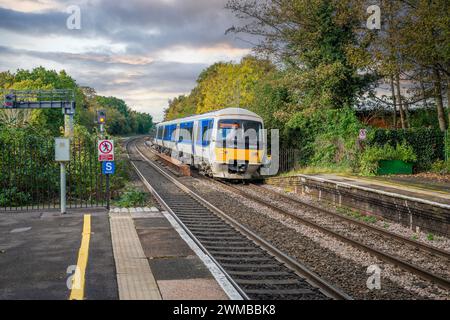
[61,113,73,214]
[60,162,66,214]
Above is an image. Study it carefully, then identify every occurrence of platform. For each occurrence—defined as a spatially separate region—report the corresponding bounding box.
[0,209,117,300]
[311,174,450,206]
[0,207,234,300]
[109,207,232,300]
[264,174,450,236]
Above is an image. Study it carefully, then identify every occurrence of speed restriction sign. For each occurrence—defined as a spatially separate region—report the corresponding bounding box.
[98,140,114,161]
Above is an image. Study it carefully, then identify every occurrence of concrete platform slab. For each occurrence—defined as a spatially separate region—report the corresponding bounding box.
[130,211,163,219]
[157,278,229,300]
[134,217,172,229]
[149,256,212,280]
[137,228,194,258]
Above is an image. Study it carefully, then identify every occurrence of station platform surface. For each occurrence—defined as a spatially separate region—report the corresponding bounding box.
[0,208,117,300]
[109,207,231,300]
[307,174,450,206]
[0,207,232,300]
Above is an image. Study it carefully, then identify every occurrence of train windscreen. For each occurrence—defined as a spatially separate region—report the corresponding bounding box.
[217,120,262,150]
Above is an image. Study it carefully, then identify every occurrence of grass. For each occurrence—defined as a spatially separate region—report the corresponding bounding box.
[336,206,377,224]
[427,233,435,241]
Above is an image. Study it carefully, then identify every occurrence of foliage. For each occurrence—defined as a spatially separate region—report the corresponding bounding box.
[95,96,153,135]
[226,0,375,112]
[162,1,449,175]
[0,68,153,136]
[0,66,152,208]
[164,56,275,120]
[358,143,417,176]
[285,107,362,168]
[115,187,148,208]
[371,128,444,171]
[0,187,31,207]
[0,122,130,207]
[430,160,450,175]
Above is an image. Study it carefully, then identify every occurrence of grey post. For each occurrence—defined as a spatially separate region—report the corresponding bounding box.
[55,138,71,214]
[60,162,67,214]
[61,102,75,214]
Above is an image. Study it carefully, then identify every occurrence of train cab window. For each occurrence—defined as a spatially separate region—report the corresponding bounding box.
[197,119,214,146]
[217,120,262,149]
[179,122,194,143]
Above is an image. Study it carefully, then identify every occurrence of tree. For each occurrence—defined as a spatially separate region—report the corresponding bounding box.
[367,1,449,131]
[164,56,274,120]
[399,0,449,131]
[196,56,274,113]
[0,68,153,136]
[226,0,375,112]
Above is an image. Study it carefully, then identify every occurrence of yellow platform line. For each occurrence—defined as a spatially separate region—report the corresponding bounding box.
[69,214,91,300]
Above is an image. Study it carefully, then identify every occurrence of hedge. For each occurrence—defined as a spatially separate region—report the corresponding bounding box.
[370,128,444,172]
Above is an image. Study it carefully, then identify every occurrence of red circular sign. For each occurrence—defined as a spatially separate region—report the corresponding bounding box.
[99,141,113,154]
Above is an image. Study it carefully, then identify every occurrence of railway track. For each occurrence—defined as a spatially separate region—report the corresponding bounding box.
[252,184,450,259]
[212,180,450,291]
[126,138,351,300]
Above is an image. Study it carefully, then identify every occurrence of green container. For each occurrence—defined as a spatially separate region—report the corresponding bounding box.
[377,160,413,175]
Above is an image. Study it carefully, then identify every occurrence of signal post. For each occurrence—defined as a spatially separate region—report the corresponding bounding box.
[97,110,114,210]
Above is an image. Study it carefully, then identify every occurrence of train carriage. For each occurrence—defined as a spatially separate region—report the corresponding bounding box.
[154,108,265,180]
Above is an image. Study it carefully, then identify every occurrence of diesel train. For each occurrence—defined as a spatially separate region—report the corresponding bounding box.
[153,108,266,179]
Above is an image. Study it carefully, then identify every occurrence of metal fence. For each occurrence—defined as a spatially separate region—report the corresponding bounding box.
[445,130,449,162]
[0,137,106,211]
[278,149,300,173]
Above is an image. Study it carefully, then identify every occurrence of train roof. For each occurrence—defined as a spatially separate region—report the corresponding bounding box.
[157,108,262,126]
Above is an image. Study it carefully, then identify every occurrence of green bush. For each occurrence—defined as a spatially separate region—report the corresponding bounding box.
[286,107,362,168]
[0,188,31,207]
[371,128,444,171]
[431,160,450,175]
[115,188,148,208]
[359,142,417,176]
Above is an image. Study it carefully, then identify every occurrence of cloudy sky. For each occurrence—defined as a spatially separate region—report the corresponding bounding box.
[0,0,252,121]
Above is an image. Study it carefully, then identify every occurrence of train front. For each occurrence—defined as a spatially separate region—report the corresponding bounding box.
[212,118,265,180]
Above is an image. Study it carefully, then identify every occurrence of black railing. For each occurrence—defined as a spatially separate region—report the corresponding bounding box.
[0,136,105,211]
[278,149,300,173]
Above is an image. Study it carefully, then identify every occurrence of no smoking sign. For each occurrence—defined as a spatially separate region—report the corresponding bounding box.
[98,140,114,161]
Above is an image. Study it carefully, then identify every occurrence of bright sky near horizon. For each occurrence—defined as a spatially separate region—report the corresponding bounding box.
[0,0,251,121]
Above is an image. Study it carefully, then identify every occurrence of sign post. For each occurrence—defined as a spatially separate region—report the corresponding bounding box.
[102,161,115,210]
[98,140,114,210]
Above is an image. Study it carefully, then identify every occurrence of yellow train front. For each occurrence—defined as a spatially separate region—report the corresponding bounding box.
[154,108,266,180]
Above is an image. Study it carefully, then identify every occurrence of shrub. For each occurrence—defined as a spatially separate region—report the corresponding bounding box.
[286,107,362,168]
[115,187,148,208]
[0,188,31,207]
[358,142,417,176]
[430,160,450,175]
[371,128,444,171]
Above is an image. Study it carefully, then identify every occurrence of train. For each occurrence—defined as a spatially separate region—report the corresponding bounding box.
[153,108,266,179]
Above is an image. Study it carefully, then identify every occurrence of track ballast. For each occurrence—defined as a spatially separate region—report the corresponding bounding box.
[127,138,350,300]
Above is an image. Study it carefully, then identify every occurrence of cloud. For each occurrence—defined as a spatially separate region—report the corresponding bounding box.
[0,0,253,121]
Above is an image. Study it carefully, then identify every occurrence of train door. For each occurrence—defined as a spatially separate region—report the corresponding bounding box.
[197,119,214,163]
